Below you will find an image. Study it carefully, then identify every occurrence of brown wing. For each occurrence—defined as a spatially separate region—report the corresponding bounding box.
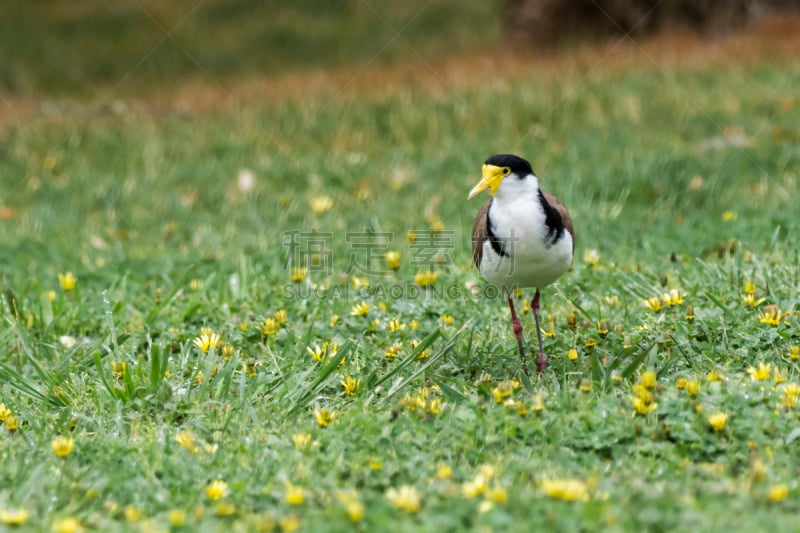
[540,190,574,253]
[471,199,492,269]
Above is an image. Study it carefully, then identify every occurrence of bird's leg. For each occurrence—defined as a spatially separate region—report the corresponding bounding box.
[531,288,547,374]
[507,295,529,376]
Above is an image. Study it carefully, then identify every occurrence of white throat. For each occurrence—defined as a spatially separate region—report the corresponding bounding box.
[480,172,572,289]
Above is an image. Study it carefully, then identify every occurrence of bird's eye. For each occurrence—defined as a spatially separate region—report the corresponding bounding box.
[502,168,510,175]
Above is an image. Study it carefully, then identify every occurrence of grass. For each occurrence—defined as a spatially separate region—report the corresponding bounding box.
[1,8,800,532]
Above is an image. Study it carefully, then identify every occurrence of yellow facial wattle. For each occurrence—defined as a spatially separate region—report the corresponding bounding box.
[468,164,509,199]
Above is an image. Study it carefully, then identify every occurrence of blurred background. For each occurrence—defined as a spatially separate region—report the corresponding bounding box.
[2,0,797,99]
[1,0,798,278]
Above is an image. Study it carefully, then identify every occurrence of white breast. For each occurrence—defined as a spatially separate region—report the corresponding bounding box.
[479,175,572,290]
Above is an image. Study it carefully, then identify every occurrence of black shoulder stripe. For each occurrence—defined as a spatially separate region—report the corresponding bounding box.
[486,208,509,257]
[538,190,565,247]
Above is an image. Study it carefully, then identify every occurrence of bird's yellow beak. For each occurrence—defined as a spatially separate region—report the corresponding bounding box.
[468,164,506,199]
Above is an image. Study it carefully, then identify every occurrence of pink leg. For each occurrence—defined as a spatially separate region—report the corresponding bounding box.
[508,296,529,376]
[531,288,547,374]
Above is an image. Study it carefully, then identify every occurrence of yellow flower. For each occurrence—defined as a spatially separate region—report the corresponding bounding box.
[722,210,738,221]
[706,371,723,382]
[632,385,652,403]
[58,272,77,291]
[0,403,10,422]
[206,480,228,500]
[352,276,369,290]
[583,248,600,266]
[767,484,789,503]
[583,338,596,350]
[111,361,126,377]
[341,376,360,397]
[781,383,800,409]
[407,230,417,243]
[462,474,488,498]
[385,251,401,271]
[279,514,301,532]
[306,344,323,362]
[314,407,335,428]
[167,509,186,527]
[193,329,221,353]
[567,348,578,361]
[742,294,765,308]
[335,491,364,522]
[540,478,589,502]
[410,319,419,330]
[479,463,497,479]
[388,317,405,332]
[329,314,339,327]
[5,415,19,431]
[750,457,767,482]
[51,436,74,458]
[566,313,577,330]
[790,345,800,360]
[262,318,278,335]
[385,342,402,359]
[290,267,307,282]
[292,432,312,450]
[215,501,236,516]
[386,485,421,513]
[645,297,663,312]
[594,319,607,338]
[748,362,771,381]
[369,457,383,470]
[440,314,454,326]
[686,380,700,397]
[707,412,728,432]
[285,483,304,505]
[663,289,684,306]
[175,430,198,453]
[204,442,219,455]
[631,396,657,416]
[579,379,592,392]
[274,309,288,325]
[511,399,528,416]
[350,301,369,316]
[435,462,452,479]
[309,195,333,214]
[414,270,439,287]
[486,485,508,503]
[676,377,688,390]
[427,214,445,234]
[1,508,29,525]
[124,507,141,522]
[427,397,445,415]
[52,516,81,533]
[531,394,545,411]
[343,500,364,522]
[759,306,782,327]
[491,381,515,404]
[640,370,657,389]
[744,280,756,295]
[686,306,695,321]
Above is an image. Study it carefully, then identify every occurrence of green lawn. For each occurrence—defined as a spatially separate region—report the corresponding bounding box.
[1,7,800,532]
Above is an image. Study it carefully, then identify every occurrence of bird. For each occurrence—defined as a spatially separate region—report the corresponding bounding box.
[468,154,574,375]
